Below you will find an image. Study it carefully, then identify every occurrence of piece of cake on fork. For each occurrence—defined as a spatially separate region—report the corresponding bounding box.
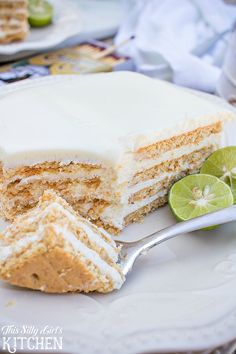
[0,72,234,234]
[0,0,28,44]
[0,190,124,293]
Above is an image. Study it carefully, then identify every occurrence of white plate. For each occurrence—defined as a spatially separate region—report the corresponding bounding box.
[0,78,236,354]
[0,0,121,56]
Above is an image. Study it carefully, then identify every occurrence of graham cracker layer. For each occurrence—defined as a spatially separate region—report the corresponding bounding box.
[132,145,215,185]
[2,144,215,232]
[0,123,222,233]
[0,13,27,20]
[0,162,3,184]
[136,122,222,159]
[90,145,217,234]
[125,195,168,226]
[0,30,27,44]
[5,177,103,200]
[91,195,169,235]
[0,1,27,10]
[129,173,186,203]
[90,218,121,236]
[1,161,117,221]
[1,186,109,220]
[3,161,106,181]
[130,144,215,202]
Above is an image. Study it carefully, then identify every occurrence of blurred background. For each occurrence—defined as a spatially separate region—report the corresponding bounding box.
[0,0,236,102]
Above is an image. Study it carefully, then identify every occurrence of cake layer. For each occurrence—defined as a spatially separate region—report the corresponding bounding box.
[125,195,168,227]
[0,17,27,27]
[0,0,27,9]
[2,170,114,200]
[135,122,222,160]
[92,195,169,235]
[131,144,216,186]
[2,130,220,190]
[0,161,119,220]
[93,145,217,231]
[3,161,109,181]
[0,30,27,43]
[0,135,222,230]
[0,13,27,21]
[0,139,218,223]
[129,173,186,203]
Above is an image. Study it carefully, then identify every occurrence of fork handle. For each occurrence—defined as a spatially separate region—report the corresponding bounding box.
[121,205,236,276]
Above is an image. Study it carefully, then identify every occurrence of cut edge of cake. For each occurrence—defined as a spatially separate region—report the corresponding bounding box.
[0,120,227,234]
[0,190,124,293]
[0,73,234,234]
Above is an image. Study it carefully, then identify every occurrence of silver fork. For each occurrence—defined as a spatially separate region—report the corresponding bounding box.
[117,205,236,277]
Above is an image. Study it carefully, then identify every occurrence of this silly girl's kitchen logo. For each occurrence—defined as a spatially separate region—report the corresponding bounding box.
[1,325,63,353]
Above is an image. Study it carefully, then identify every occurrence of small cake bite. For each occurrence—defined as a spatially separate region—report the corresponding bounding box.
[0,0,29,44]
[0,190,124,293]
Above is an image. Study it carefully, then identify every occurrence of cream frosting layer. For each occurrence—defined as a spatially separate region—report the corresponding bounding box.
[101,133,220,228]
[45,202,119,263]
[0,234,40,261]
[0,72,233,169]
[56,226,124,290]
[0,18,24,26]
[23,200,119,262]
[0,27,27,39]
[133,133,222,174]
[117,133,221,203]
[117,133,221,188]
[8,133,220,188]
[101,190,167,229]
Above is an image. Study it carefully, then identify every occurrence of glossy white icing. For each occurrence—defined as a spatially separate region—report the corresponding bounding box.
[0,72,232,169]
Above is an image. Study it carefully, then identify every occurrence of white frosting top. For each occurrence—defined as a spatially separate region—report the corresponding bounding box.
[0,72,233,168]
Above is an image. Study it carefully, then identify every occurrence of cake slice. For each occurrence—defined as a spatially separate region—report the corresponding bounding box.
[0,0,28,44]
[0,72,234,233]
[0,190,124,293]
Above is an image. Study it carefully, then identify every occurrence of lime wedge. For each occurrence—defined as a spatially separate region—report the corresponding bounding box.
[28,0,53,27]
[169,174,233,227]
[200,146,236,203]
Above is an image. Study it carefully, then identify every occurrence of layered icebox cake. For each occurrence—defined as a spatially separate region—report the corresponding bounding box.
[0,72,233,234]
[0,190,124,293]
[0,0,28,44]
